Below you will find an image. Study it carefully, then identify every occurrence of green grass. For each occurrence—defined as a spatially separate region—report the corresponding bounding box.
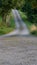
[0,13,15,35]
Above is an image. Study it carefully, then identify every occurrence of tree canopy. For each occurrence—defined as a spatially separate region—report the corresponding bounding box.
[0,0,37,24]
[0,0,18,22]
[21,0,37,25]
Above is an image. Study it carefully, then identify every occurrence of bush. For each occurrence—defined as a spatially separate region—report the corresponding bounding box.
[31,30,37,36]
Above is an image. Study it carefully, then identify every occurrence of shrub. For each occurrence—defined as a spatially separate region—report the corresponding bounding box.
[31,30,37,36]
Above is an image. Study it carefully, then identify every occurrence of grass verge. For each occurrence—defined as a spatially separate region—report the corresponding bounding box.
[0,12,15,35]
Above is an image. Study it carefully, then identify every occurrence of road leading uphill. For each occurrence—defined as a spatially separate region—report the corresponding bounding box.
[12,10,30,35]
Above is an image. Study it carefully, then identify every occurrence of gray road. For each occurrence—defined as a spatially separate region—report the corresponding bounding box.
[12,10,29,35]
[0,37,37,65]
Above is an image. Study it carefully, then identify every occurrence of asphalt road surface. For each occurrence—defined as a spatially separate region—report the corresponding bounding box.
[12,10,29,35]
[0,36,37,65]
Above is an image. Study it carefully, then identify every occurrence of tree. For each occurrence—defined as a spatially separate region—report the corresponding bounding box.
[22,0,37,24]
[16,0,24,10]
[0,0,18,23]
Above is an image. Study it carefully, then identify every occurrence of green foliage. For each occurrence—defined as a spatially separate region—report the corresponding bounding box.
[19,10,37,36]
[0,0,18,22]
[16,0,24,9]
[21,0,37,25]
[31,30,37,36]
[0,13,15,35]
